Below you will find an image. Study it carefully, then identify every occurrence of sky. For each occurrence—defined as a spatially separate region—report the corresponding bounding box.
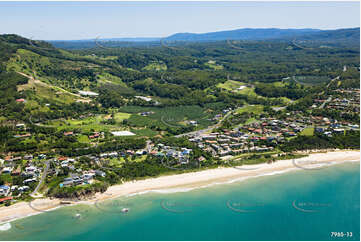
[0,1,359,40]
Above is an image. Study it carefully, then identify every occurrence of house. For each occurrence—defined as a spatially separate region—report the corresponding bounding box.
[38,154,47,159]
[72,176,83,185]
[179,156,189,164]
[64,131,74,136]
[95,170,106,177]
[16,98,25,103]
[333,128,345,134]
[11,185,18,192]
[58,157,68,161]
[23,154,33,160]
[60,180,73,187]
[111,131,135,136]
[181,149,192,155]
[78,90,99,97]
[0,185,10,196]
[11,166,21,176]
[16,123,25,129]
[0,197,13,204]
[82,172,95,181]
[25,166,37,173]
[2,167,12,174]
[18,186,29,192]
[198,156,206,162]
[89,132,100,139]
[23,178,37,184]
[126,150,134,155]
[136,150,147,155]
[61,160,69,168]
[188,120,198,126]
[315,127,325,133]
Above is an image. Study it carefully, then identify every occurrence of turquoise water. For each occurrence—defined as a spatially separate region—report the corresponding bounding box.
[1,162,359,241]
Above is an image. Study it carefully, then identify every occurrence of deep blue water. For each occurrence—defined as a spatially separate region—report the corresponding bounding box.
[0,162,359,241]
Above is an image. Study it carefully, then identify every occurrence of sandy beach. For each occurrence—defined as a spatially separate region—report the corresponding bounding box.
[0,150,359,224]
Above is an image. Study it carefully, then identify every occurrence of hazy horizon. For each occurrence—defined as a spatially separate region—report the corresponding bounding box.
[0,1,360,40]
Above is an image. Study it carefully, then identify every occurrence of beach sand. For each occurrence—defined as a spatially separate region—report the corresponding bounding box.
[0,150,359,224]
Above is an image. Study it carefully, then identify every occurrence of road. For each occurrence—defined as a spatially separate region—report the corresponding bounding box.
[145,140,152,153]
[31,160,50,197]
[319,96,332,109]
[326,75,340,88]
[175,108,235,138]
[17,71,90,101]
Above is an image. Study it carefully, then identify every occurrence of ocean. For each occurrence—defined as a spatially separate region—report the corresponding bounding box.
[0,162,359,241]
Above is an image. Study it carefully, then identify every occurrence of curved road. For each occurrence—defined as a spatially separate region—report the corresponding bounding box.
[31,160,50,197]
[175,108,235,138]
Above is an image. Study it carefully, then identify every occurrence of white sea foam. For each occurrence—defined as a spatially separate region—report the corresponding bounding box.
[126,167,301,197]
[0,222,11,231]
[126,187,196,197]
[126,160,359,198]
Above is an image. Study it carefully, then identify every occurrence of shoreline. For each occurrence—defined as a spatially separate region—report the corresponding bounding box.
[0,150,359,225]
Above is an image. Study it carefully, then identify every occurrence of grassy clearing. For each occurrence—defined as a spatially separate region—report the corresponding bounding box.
[143,62,167,71]
[114,112,131,122]
[245,117,258,124]
[49,112,130,133]
[236,105,264,115]
[131,128,159,137]
[273,81,287,87]
[97,73,127,87]
[50,119,114,132]
[300,127,314,136]
[217,80,246,91]
[205,60,223,70]
[77,135,90,143]
[237,86,258,97]
[21,80,79,105]
[119,105,215,128]
[48,111,157,136]
[292,76,330,86]
[7,49,51,74]
[217,81,261,99]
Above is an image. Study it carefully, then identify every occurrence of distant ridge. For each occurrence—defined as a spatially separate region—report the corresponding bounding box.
[48,27,360,49]
[164,28,322,42]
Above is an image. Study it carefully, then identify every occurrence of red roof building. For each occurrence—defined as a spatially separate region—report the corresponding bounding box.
[0,197,13,203]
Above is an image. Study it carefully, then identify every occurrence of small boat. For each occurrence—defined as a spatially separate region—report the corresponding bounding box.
[121,208,129,213]
[74,213,81,219]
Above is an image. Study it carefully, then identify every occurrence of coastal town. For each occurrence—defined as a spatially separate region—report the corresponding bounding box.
[1,83,359,204]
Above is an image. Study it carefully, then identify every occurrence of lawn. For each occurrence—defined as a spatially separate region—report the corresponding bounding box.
[217,80,246,91]
[236,105,264,115]
[300,127,314,136]
[143,62,167,71]
[114,112,131,122]
[237,86,258,97]
[96,73,127,87]
[49,112,130,133]
[131,128,159,137]
[119,105,215,128]
[77,135,90,143]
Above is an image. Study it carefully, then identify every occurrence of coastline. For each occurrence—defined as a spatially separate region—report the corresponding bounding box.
[0,150,359,225]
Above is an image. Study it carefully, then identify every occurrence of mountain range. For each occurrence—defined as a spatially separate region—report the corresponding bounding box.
[49,27,360,42]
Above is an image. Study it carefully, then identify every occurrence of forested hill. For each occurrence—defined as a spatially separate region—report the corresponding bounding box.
[0,31,359,125]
